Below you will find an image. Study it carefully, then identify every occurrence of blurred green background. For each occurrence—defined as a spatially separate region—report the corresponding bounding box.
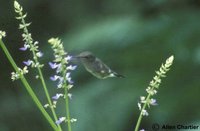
[1,0,200,131]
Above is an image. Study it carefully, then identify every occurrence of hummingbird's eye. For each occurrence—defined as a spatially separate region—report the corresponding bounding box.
[84,55,95,61]
[84,56,89,59]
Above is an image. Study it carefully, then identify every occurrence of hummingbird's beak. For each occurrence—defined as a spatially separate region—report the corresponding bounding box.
[73,55,85,58]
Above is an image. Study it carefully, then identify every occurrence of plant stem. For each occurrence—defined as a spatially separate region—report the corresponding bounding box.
[62,69,72,131]
[0,39,59,131]
[134,94,151,131]
[135,56,174,131]
[37,68,62,131]
[19,12,62,131]
[65,86,72,131]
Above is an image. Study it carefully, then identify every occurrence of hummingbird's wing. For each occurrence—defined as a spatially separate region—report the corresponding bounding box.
[95,58,125,78]
[81,56,124,79]
[88,58,112,78]
[92,58,125,78]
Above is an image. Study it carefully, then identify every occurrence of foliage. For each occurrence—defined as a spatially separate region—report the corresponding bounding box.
[0,0,200,131]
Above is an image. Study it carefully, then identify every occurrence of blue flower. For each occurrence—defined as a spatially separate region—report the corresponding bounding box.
[49,62,59,69]
[19,44,29,51]
[67,65,77,71]
[50,75,60,81]
[65,55,72,61]
[52,93,64,100]
[66,72,73,84]
[56,65,62,73]
[56,117,66,125]
[150,98,157,106]
[23,60,33,66]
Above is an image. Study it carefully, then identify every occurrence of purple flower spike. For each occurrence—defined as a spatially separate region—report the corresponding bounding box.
[56,64,62,73]
[67,65,77,70]
[19,47,27,51]
[52,93,63,100]
[23,60,33,66]
[66,72,70,78]
[150,99,157,106]
[52,95,59,100]
[67,77,74,84]
[50,75,60,81]
[65,55,72,61]
[56,117,66,125]
[65,72,74,84]
[49,62,59,69]
[19,44,29,51]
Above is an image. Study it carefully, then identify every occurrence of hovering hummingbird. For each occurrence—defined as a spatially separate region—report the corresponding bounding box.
[74,51,124,79]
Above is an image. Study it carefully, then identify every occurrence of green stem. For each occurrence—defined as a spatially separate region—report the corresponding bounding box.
[134,94,151,131]
[0,39,58,131]
[19,12,62,131]
[65,85,72,131]
[134,56,173,131]
[62,69,72,131]
[37,68,62,131]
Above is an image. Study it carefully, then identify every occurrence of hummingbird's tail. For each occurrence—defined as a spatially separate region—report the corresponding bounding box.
[113,72,125,78]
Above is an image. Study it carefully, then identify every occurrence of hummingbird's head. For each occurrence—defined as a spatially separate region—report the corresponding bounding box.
[75,51,96,62]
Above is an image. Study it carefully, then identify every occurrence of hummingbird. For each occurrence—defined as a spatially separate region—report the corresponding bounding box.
[74,51,124,79]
